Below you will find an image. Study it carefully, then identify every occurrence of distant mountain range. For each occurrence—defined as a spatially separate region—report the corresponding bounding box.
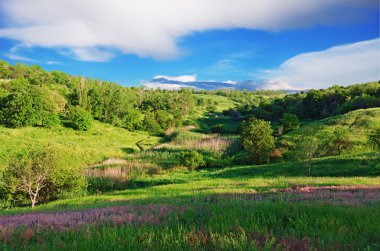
[143,77,300,93]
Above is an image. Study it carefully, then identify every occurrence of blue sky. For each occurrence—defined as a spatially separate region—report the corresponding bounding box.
[0,0,379,90]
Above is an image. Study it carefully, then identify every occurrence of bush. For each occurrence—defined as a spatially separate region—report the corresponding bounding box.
[282,113,300,133]
[211,124,224,134]
[179,151,205,172]
[124,108,144,131]
[2,145,86,208]
[68,106,93,131]
[42,113,61,128]
[368,128,380,151]
[242,118,275,164]
[143,113,162,134]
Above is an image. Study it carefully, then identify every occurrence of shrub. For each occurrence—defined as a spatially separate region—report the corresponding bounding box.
[368,128,380,151]
[2,145,86,208]
[42,113,61,128]
[68,106,93,131]
[143,113,162,134]
[211,124,224,134]
[123,108,144,131]
[147,166,161,175]
[242,118,275,164]
[179,151,205,172]
[282,113,300,133]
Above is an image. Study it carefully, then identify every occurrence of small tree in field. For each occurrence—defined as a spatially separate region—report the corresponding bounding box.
[4,148,58,208]
[3,146,86,208]
[242,118,275,164]
[296,129,329,174]
[179,151,205,172]
[329,128,353,155]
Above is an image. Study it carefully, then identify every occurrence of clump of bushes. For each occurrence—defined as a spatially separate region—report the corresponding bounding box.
[179,151,205,172]
[68,106,93,131]
[282,113,300,133]
[1,145,86,208]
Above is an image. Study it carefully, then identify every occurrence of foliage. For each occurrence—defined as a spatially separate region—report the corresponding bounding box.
[211,124,224,134]
[295,129,330,174]
[1,145,86,208]
[328,128,353,155]
[68,106,93,131]
[368,128,380,151]
[282,113,300,132]
[123,108,144,131]
[242,118,275,164]
[143,112,162,133]
[0,82,58,128]
[42,113,61,128]
[179,150,205,172]
[242,82,380,121]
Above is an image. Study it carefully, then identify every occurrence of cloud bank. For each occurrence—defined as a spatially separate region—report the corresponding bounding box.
[0,0,377,61]
[260,38,380,90]
[144,38,380,91]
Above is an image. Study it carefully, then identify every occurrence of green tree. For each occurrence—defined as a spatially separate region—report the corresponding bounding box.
[179,151,205,172]
[68,106,93,131]
[296,129,329,174]
[368,128,380,151]
[282,113,300,132]
[155,110,174,130]
[0,60,11,79]
[242,118,275,164]
[2,146,86,208]
[143,113,162,133]
[329,128,353,155]
[124,108,144,131]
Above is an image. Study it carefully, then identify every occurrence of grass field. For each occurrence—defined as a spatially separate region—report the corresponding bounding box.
[0,107,379,250]
[1,152,379,250]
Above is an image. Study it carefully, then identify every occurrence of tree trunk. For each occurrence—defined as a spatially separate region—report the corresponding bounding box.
[30,194,38,208]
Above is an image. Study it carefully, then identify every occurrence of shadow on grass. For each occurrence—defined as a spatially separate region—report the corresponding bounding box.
[209,154,380,179]
[192,112,241,134]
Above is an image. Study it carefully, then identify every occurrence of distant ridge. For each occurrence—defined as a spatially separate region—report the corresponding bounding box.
[143,77,301,93]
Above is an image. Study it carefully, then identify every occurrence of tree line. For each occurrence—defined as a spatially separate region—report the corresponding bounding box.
[0,60,196,133]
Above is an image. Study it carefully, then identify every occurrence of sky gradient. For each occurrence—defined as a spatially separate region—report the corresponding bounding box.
[0,0,379,90]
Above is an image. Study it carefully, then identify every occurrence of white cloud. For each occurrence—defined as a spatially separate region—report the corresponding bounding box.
[46,61,63,65]
[259,38,380,89]
[3,53,36,62]
[153,74,197,82]
[224,80,237,85]
[143,82,194,90]
[0,0,377,61]
[3,45,37,62]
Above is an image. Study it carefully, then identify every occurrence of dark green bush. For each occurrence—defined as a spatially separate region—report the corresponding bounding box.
[179,150,205,172]
[68,106,93,131]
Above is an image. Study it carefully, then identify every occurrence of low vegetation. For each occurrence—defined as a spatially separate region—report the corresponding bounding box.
[0,60,379,250]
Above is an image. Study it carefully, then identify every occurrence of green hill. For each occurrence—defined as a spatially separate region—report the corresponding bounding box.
[0,121,160,171]
[281,107,380,155]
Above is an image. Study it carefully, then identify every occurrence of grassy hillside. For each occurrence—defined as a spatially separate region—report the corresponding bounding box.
[281,108,380,155]
[0,121,160,170]
[1,153,379,250]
